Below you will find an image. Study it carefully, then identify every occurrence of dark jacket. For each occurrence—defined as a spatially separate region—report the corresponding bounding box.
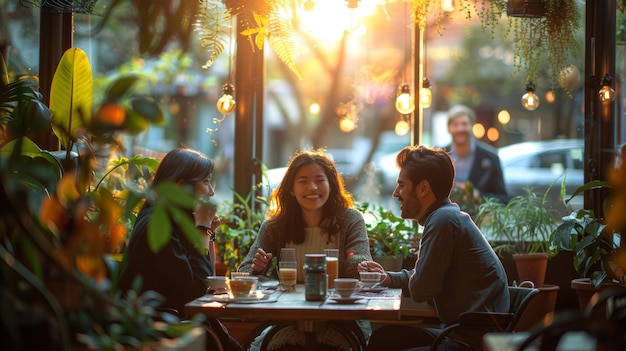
[118,205,212,315]
[444,140,508,203]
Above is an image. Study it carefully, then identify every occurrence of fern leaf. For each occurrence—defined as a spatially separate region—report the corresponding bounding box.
[195,0,231,68]
[268,13,302,80]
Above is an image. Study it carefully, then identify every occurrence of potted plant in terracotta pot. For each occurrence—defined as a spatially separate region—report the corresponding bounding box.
[476,188,559,288]
[550,175,626,312]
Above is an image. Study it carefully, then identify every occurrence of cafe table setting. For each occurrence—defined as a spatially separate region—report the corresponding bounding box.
[185,272,437,350]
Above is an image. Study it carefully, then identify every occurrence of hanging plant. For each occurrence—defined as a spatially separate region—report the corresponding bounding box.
[20,0,98,14]
[507,0,582,93]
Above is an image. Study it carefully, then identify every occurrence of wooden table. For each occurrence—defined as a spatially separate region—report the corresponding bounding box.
[185,284,435,350]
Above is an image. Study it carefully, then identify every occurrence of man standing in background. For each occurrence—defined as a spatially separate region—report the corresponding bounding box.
[443,105,508,203]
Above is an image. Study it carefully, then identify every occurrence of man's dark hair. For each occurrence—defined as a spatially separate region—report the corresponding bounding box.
[396,145,455,200]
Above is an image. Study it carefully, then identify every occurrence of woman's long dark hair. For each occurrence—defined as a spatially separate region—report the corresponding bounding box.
[267,150,354,245]
[151,147,214,186]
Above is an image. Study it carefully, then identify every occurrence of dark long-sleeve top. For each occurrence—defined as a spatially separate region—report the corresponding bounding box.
[118,205,212,315]
[387,199,509,325]
[239,208,372,280]
[444,140,508,203]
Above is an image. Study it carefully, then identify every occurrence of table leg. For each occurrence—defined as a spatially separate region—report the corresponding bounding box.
[297,321,322,351]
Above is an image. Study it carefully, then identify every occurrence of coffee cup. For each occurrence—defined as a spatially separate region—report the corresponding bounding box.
[333,278,361,298]
[227,276,258,298]
[359,271,382,288]
[206,276,229,293]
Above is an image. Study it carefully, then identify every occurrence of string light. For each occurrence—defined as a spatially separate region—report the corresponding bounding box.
[394,118,410,136]
[209,22,235,134]
[419,78,432,108]
[521,81,540,111]
[395,84,415,114]
[599,74,616,103]
[442,0,454,12]
[216,83,235,114]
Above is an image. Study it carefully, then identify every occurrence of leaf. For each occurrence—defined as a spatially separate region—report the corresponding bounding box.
[196,0,231,68]
[0,53,8,85]
[565,180,612,205]
[268,13,302,80]
[168,205,202,249]
[50,48,93,148]
[105,75,141,101]
[154,182,196,209]
[148,204,171,252]
[130,97,164,124]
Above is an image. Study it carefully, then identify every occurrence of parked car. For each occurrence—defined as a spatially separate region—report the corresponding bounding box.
[498,138,584,215]
[372,138,585,212]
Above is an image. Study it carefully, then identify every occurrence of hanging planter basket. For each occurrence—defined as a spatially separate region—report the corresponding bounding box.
[506,0,546,18]
[20,0,98,14]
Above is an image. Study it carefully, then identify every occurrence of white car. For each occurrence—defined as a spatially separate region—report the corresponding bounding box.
[498,138,584,213]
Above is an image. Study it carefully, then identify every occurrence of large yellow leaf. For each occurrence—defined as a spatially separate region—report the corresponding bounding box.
[50,48,93,148]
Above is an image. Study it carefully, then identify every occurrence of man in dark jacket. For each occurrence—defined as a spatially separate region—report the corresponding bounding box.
[443,105,508,203]
[359,145,510,351]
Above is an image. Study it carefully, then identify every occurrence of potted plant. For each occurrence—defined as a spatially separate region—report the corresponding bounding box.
[1,49,207,350]
[550,176,626,312]
[356,202,420,271]
[475,188,558,287]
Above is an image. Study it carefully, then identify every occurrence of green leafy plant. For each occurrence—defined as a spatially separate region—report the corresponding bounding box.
[550,208,616,287]
[1,49,206,350]
[356,201,420,259]
[449,180,482,219]
[476,188,557,256]
[505,0,582,93]
[216,187,269,275]
[550,179,624,288]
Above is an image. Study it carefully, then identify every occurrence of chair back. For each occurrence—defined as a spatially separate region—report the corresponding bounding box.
[585,285,626,321]
[506,286,540,332]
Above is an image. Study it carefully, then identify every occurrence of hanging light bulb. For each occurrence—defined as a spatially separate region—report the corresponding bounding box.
[521,81,540,111]
[419,78,432,108]
[216,83,236,114]
[394,118,410,136]
[599,74,616,103]
[395,84,415,114]
[442,0,454,12]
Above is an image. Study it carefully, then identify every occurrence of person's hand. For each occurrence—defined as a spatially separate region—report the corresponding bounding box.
[251,248,273,273]
[358,260,383,273]
[194,201,219,230]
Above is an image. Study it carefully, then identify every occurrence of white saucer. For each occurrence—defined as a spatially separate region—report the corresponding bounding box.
[328,296,362,304]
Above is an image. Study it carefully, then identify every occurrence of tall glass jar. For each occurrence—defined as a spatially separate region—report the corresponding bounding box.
[304,254,327,301]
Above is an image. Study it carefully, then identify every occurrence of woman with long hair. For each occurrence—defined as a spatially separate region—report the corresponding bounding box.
[239,149,372,351]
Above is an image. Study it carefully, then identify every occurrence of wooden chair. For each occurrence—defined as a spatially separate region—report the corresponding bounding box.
[429,286,540,351]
